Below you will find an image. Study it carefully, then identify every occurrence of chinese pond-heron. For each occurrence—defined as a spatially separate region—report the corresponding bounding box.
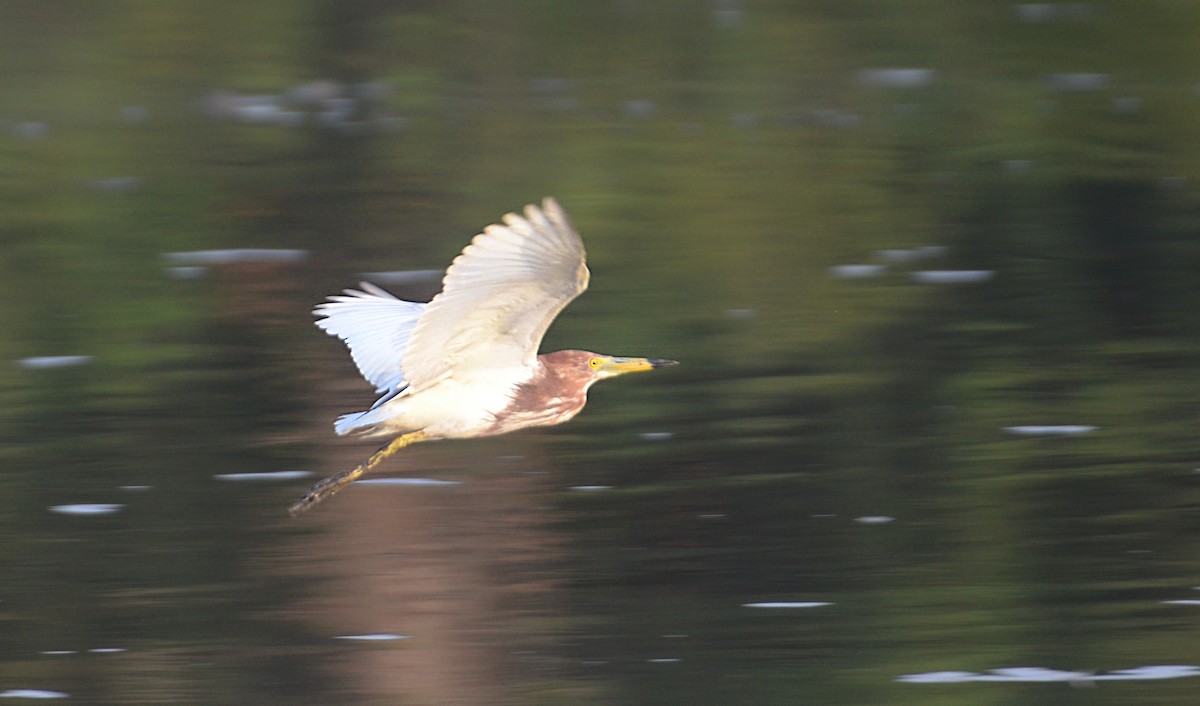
[289,198,675,515]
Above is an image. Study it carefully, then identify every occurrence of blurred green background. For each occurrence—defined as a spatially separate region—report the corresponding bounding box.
[3,1,1200,704]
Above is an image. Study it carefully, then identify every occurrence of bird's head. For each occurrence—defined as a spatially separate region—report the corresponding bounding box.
[585,353,678,380]
[544,350,678,384]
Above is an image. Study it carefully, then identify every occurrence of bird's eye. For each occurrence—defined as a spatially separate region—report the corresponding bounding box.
[588,357,602,369]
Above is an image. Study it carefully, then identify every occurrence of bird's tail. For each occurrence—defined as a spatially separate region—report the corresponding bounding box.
[288,430,429,517]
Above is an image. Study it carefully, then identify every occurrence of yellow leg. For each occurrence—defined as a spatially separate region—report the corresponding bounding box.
[288,430,429,517]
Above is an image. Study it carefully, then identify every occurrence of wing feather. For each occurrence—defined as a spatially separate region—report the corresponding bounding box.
[313,283,426,395]
[402,197,589,391]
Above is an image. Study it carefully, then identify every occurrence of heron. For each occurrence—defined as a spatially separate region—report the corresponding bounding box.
[289,198,676,516]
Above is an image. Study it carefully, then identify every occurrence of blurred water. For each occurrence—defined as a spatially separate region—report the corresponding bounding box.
[3,2,1200,704]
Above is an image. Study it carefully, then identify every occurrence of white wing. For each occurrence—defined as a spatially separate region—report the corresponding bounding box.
[402,197,589,392]
[314,281,426,395]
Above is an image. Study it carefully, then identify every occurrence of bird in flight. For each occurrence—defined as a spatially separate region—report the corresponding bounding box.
[290,198,676,515]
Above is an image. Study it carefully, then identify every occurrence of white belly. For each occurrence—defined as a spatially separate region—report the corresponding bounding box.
[368,367,531,439]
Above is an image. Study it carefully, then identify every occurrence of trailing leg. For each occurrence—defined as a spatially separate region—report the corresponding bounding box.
[288,430,429,516]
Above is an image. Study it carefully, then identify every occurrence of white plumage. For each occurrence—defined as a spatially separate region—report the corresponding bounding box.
[313,197,589,438]
[313,282,424,396]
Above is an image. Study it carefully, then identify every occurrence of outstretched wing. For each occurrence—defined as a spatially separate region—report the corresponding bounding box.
[402,197,589,392]
[313,281,426,396]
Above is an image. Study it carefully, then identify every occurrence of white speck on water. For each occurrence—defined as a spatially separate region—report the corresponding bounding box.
[830,264,886,279]
[698,513,726,520]
[857,68,937,88]
[166,266,207,280]
[1162,600,1200,606]
[13,122,50,139]
[743,602,833,609]
[1014,4,1052,23]
[214,471,313,482]
[899,664,1200,683]
[623,99,657,119]
[897,670,979,683]
[569,485,613,492]
[712,0,743,29]
[361,270,443,286]
[88,647,126,654]
[874,246,947,263]
[1113,97,1142,115]
[354,478,462,487]
[232,98,283,123]
[731,113,759,130]
[855,515,895,524]
[17,356,94,370]
[1003,159,1034,174]
[530,78,574,95]
[1004,425,1097,436]
[1015,3,1095,24]
[120,105,149,123]
[911,270,995,284]
[639,432,674,441]
[981,667,1092,682]
[40,651,76,656]
[1096,666,1200,680]
[88,177,142,193]
[903,667,1091,683]
[50,504,124,516]
[875,249,917,263]
[812,109,863,129]
[648,658,682,663]
[0,690,69,699]
[161,249,309,266]
[335,633,411,641]
[1045,72,1109,92]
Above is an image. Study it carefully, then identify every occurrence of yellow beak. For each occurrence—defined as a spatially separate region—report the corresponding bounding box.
[600,356,679,377]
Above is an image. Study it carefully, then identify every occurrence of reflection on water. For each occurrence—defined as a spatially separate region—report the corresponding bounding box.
[161,249,311,266]
[353,477,462,487]
[4,1,1200,703]
[1004,424,1098,436]
[276,457,572,704]
[742,602,833,609]
[829,263,886,279]
[909,269,995,284]
[0,689,70,699]
[48,504,125,516]
[213,470,312,482]
[16,356,94,370]
[899,665,1200,683]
